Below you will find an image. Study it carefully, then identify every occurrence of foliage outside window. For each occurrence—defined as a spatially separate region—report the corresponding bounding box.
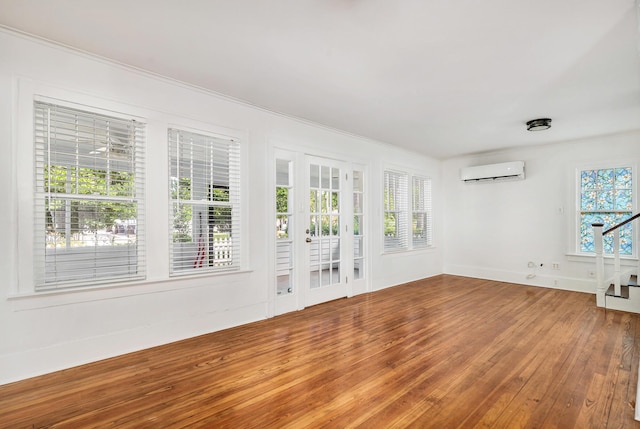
[34,101,145,289]
[169,128,241,274]
[580,167,633,255]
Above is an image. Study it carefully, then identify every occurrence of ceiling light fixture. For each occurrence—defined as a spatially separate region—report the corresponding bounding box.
[526,118,552,131]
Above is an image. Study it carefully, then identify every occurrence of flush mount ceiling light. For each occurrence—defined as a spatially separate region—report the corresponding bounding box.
[526,118,552,131]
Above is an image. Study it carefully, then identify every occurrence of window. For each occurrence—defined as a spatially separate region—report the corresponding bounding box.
[34,101,145,289]
[384,170,432,252]
[579,167,633,255]
[412,176,432,248]
[169,128,241,274]
[384,170,408,251]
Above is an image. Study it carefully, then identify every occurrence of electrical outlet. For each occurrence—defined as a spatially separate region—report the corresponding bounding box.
[552,263,560,270]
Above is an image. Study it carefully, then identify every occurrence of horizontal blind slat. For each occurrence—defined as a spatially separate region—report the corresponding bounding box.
[169,128,241,275]
[34,101,146,290]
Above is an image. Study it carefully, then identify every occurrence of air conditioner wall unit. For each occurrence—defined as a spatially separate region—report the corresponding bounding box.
[460,161,525,182]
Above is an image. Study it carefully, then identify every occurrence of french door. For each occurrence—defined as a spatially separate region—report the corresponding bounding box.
[274,151,366,314]
[305,156,349,306]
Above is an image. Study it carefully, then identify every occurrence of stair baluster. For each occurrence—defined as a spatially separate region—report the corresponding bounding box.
[614,229,622,297]
[592,222,605,307]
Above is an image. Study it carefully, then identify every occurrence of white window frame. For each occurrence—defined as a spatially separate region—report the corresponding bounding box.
[383,169,433,253]
[575,163,636,257]
[384,170,409,251]
[31,98,146,291]
[168,127,241,275]
[412,175,432,249]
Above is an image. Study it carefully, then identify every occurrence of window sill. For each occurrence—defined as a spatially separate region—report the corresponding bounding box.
[566,253,638,264]
[382,246,437,256]
[8,269,253,311]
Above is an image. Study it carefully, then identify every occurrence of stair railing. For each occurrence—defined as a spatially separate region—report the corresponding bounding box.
[593,213,640,307]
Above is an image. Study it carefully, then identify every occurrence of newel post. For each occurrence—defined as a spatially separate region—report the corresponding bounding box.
[592,222,605,307]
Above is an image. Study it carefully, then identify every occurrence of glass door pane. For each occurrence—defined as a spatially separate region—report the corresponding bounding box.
[309,163,341,289]
[353,169,365,280]
[305,156,349,307]
[276,158,293,295]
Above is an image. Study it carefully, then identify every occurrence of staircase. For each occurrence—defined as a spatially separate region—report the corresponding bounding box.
[592,214,640,314]
[592,215,640,421]
[604,274,640,313]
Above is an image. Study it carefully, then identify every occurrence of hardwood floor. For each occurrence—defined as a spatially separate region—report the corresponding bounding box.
[2,275,640,428]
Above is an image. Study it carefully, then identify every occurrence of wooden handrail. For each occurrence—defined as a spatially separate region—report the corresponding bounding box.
[603,212,640,235]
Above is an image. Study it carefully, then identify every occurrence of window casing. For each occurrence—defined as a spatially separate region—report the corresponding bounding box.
[34,101,146,289]
[169,128,241,275]
[384,170,432,252]
[579,166,634,255]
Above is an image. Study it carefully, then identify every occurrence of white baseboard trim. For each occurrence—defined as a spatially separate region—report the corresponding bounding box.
[0,303,265,386]
[443,265,596,294]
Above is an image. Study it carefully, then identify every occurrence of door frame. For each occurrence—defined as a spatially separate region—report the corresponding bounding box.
[271,146,369,316]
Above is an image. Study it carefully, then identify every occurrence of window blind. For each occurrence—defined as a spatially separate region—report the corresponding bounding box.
[34,101,146,289]
[412,176,432,248]
[384,170,408,251]
[168,128,241,274]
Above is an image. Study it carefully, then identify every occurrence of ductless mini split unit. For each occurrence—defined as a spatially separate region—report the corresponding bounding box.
[460,161,525,182]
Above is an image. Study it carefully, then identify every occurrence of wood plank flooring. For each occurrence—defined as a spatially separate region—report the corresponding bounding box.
[2,275,640,428]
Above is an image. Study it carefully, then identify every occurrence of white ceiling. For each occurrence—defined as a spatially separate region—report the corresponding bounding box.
[1,0,639,159]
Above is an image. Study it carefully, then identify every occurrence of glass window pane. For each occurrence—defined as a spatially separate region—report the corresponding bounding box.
[276,215,289,238]
[310,268,320,288]
[385,213,397,238]
[580,190,596,211]
[321,238,331,262]
[596,190,614,210]
[353,215,362,236]
[310,215,318,236]
[276,187,289,213]
[332,262,340,284]
[277,273,292,295]
[310,190,319,213]
[331,215,339,236]
[581,170,597,190]
[353,171,362,192]
[276,159,290,186]
[615,190,632,210]
[310,164,319,188]
[321,191,329,213]
[353,193,363,214]
[354,236,363,258]
[321,166,330,188]
[321,266,330,286]
[321,215,330,236]
[615,168,632,188]
[354,260,363,280]
[332,168,340,190]
[597,169,614,189]
[331,192,339,212]
[309,240,320,265]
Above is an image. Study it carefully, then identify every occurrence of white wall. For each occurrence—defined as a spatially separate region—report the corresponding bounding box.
[443,131,640,292]
[0,30,442,384]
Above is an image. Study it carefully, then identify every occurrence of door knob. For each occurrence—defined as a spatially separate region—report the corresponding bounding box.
[306,237,312,243]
